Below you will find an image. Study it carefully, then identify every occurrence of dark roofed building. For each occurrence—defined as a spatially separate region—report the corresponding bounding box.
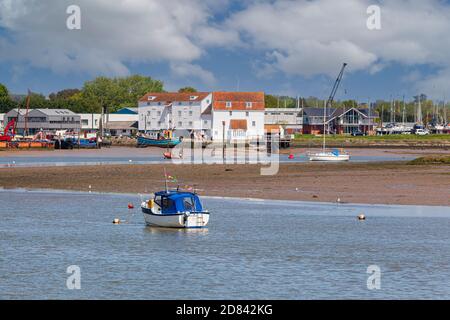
[303,107,378,135]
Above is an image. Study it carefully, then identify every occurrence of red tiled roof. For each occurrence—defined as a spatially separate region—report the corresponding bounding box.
[264,124,281,132]
[229,119,248,130]
[213,92,265,111]
[139,92,210,103]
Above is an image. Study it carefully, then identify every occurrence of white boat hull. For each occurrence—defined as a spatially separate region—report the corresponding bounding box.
[308,153,350,162]
[142,203,209,228]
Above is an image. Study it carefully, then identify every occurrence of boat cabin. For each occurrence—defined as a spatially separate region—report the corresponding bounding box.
[154,190,203,214]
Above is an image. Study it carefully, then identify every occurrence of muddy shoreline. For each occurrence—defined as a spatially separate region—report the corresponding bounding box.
[1,161,449,206]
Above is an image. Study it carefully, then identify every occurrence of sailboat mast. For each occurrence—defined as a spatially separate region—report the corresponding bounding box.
[323,99,326,151]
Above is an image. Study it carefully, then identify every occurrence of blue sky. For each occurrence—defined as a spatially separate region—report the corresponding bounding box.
[1,0,450,102]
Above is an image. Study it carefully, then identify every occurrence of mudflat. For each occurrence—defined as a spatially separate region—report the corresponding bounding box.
[0,161,449,206]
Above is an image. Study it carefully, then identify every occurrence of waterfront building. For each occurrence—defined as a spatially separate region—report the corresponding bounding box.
[264,108,303,134]
[0,113,4,131]
[4,108,81,134]
[211,92,265,141]
[138,92,213,138]
[302,107,378,135]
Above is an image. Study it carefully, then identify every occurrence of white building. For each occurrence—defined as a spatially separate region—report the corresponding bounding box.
[211,92,265,141]
[138,92,212,138]
[0,113,4,131]
[4,109,81,134]
[79,108,139,136]
[79,113,101,131]
[265,108,303,134]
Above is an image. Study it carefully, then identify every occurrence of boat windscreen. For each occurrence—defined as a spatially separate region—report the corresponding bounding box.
[161,197,177,214]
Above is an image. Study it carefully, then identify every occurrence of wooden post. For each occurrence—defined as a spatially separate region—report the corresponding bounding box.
[222,121,225,160]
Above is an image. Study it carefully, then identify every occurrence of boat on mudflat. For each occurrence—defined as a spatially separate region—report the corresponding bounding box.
[141,190,210,228]
[308,149,350,161]
[137,130,182,148]
[137,136,181,148]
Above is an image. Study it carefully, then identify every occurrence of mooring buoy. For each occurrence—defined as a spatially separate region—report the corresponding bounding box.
[113,218,121,224]
[357,214,366,220]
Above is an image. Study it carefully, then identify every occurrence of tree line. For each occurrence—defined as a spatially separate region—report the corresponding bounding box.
[0,76,199,114]
[1,78,448,125]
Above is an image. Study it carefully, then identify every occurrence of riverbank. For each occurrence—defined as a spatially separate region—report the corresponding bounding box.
[1,161,449,206]
[292,134,450,148]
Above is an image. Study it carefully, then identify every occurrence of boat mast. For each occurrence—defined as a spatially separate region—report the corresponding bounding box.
[163,167,168,192]
[24,89,31,137]
[402,95,406,126]
[323,99,326,151]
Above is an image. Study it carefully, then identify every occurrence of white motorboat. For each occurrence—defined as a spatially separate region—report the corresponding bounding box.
[141,190,210,228]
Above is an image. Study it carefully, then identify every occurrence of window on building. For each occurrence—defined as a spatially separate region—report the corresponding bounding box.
[178,111,182,117]
[204,120,208,125]
[246,102,252,108]
[148,96,156,101]
[157,111,161,116]
[178,102,182,105]
[188,121,193,126]
[246,112,249,117]
[178,121,182,127]
[190,96,198,100]
[229,111,232,116]
[226,101,232,108]
[252,121,256,127]
[147,111,151,116]
[81,120,88,125]
[189,111,193,116]
[158,102,162,105]
[158,121,161,126]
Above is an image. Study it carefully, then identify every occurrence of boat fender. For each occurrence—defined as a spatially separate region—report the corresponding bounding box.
[148,199,154,208]
[128,203,134,209]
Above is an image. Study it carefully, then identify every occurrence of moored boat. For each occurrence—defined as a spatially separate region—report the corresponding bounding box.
[308,149,350,161]
[137,129,182,148]
[137,136,181,148]
[141,190,210,228]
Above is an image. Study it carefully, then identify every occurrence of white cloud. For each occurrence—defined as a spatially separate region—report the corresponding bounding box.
[170,62,216,85]
[224,0,450,84]
[0,0,218,81]
[2,0,450,95]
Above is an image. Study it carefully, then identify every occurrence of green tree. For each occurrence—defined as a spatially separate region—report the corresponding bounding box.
[116,75,164,107]
[0,83,8,98]
[81,77,122,114]
[178,87,197,93]
[49,89,81,101]
[0,97,18,113]
[265,94,278,108]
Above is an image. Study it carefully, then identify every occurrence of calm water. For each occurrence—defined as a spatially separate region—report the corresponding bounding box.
[0,147,416,168]
[1,189,449,299]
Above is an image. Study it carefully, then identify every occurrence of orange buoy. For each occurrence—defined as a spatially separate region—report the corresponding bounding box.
[128,203,134,209]
[163,152,172,159]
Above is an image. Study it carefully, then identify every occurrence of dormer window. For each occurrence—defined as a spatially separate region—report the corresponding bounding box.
[190,96,198,100]
[246,102,252,108]
[148,96,156,101]
[226,101,232,108]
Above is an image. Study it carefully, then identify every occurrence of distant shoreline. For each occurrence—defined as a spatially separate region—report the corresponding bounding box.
[1,161,449,207]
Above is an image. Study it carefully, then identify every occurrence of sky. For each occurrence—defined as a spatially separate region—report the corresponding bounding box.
[1,0,450,102]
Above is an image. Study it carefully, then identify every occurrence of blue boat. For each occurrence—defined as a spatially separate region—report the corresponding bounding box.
[141,190,210,228]
[137,130,182,148]
[137,136,181,148]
